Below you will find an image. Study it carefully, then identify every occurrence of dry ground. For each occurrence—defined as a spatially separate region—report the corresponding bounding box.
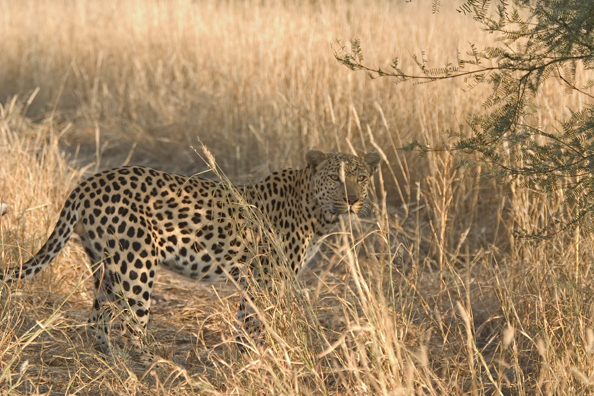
[1,1,594,395]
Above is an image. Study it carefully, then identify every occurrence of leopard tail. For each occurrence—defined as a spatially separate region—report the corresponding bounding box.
[0,189,81,283]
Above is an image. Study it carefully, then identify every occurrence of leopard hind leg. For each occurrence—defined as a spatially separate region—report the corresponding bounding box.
[81,235,157,361]
[80,234,116,355]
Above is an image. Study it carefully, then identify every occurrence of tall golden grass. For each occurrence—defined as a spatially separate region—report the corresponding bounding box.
[1,0,594,394]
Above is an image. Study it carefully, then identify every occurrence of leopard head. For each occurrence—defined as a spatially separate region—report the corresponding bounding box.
[305,149,380,216]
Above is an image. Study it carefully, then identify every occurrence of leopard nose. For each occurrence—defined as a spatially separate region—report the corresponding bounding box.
[345,196,359,206]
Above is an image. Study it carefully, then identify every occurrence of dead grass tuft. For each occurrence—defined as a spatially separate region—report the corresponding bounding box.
[1,1,593,395]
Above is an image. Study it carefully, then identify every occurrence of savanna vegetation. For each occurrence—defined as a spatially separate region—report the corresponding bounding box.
[1,1,593,394]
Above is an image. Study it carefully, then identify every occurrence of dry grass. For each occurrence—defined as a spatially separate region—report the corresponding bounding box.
[1,0,594,395]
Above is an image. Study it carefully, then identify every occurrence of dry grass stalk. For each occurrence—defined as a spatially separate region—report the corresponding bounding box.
[0,1,593,395]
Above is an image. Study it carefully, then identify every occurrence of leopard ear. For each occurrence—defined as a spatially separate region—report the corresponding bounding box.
[363,152,381,175]
[305,150,326,169]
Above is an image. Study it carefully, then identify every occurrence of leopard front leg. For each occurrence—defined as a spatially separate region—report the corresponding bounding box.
[234,257,279,350]
[235,288,266,350]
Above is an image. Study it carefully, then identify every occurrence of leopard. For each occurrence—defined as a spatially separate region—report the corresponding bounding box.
[1,149,380,357]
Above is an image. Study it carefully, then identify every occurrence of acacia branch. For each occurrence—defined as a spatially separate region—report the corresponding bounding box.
[555,72,594,100]
[334,40,593,85]
[517,123,587,158]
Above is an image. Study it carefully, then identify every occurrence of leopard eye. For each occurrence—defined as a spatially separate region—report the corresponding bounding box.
[357,175,367,182]
[329,174,340,182]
